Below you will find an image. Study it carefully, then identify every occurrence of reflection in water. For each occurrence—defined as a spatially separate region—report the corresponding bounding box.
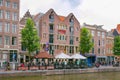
[43,72,120,80]
[1,72,120,80]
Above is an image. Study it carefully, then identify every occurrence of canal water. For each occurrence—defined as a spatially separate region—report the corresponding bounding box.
[1,72,120,80]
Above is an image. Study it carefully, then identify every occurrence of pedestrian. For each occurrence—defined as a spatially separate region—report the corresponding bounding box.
[7,62,10,71]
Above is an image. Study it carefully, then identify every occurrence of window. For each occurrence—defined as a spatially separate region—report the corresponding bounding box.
[59,35,61,40]
[12,24,17,33]
[76,37,78,41]
[69,46,74,53]
[102,32,105,38]
[98,48,100,54]
[10,50,17,62]
[0,0,3,6]
[5,11,10,20]
[91,30,94,36]
[69,17,74,23]
[12,12,17,21]
[98,40,100,46]
[49,12,54,22]
[70,36,74,45]
[92,48,94,54]
[0,10,3,19]
[69,16,74,26]
[49,24,53,33]
[6,1,10,8]
[92,38,94,43]
[97,31,100,36]
[49,12,54,19]
[102,40,104,46]
[5,23,10,32]
[0,36,2,44]
[21,42,26,51]
[4,36,10,45]
[3,54,7,60]
[12,2,17,9]
[49,34,54,43]
[50,24,53,30]
[12,37,17,45]
[0,22,2,32]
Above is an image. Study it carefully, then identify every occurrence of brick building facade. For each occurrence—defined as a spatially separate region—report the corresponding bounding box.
[83,23,108,62]
[0,0,19,67]
[34,9,80,55]
[19,10,36,63]
[106,31,114,64]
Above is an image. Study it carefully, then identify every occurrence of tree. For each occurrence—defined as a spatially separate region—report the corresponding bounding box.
[79,27,93,54]
[21,18,40,61]
[113,36,120,55]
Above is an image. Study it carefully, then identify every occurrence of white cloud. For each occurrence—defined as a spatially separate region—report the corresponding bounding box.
[21,0,120,31]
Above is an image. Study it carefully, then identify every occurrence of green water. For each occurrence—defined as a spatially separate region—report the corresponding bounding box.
[1,72,120,80]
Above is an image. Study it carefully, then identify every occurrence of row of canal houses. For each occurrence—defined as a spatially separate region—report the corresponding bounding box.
[19,9,115,65]
[0,0,119,67]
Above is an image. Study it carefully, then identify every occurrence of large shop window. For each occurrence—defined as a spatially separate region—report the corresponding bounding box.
[10,50,17,62]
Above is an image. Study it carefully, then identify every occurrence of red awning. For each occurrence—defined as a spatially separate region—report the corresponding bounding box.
[35,52,53,58]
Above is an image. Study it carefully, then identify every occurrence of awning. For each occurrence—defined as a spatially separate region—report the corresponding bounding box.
[35,52,53,58]
[84,53,96,57]
[55,53,71,59]
[71,53,86,59]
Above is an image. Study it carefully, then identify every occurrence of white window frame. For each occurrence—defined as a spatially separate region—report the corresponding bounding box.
[12,12,17,21]
[0,10,3,19]
[102,32,105,38]
[0,36,2,45]
[12,2,17,9]
[91,30,95,36]
[12,37,17,45]
[12,24,17,33]
[4,36,10,45]
[97,31,100,36]
[6,1,10,8]
[0,22,2,32]
[0,0,3,6]
[5,23,10,32]
[5,11,10,20]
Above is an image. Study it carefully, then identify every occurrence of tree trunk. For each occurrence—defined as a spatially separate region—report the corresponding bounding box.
[28,52,31,70]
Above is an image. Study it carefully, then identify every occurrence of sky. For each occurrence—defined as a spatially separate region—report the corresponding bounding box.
[20,0,120,31]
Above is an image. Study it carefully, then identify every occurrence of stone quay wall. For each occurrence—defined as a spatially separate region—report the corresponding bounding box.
[0,67,120,77]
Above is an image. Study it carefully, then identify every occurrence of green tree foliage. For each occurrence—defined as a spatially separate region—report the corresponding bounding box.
[21,18,40,61]
[79,27,93,54]
[113,36,120,55]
